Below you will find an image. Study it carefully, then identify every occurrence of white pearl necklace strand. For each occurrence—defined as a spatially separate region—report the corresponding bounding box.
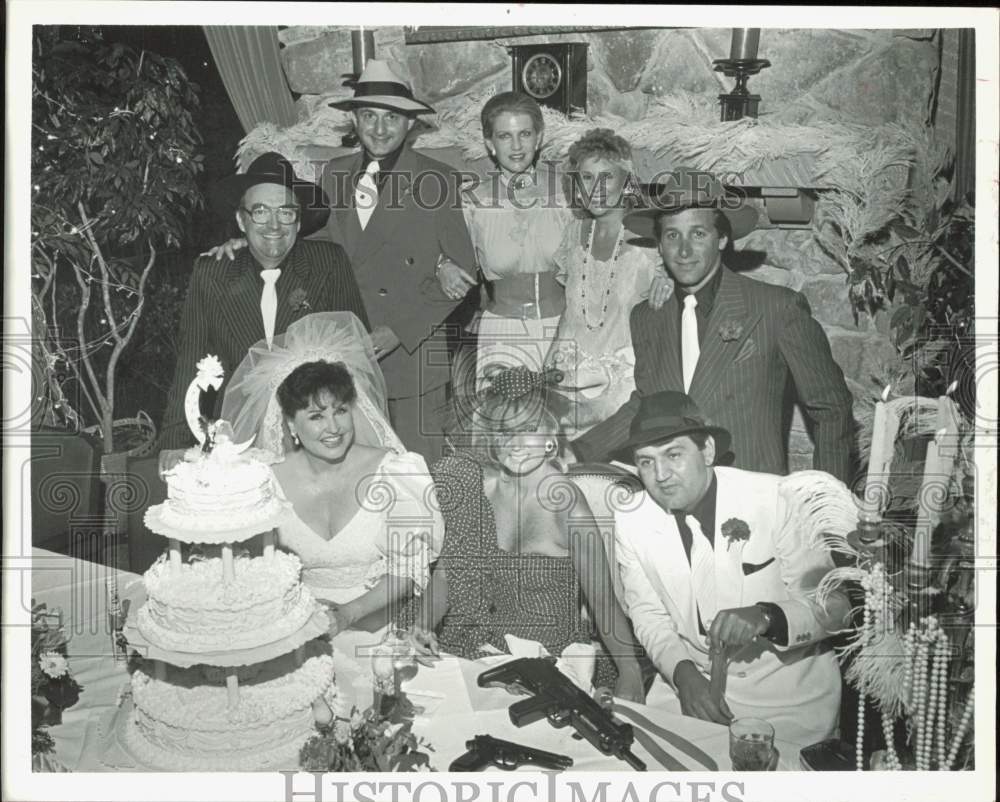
[579,221,624,331]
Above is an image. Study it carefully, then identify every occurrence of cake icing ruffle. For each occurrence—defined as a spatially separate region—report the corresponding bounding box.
[124,651,337,771]
[137,551,317,653]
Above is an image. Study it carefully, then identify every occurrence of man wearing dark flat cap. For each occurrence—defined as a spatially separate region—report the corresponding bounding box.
[317,60,477,460]
[158,152,369,449]
[611,390,850,747]
[572,170,854,482]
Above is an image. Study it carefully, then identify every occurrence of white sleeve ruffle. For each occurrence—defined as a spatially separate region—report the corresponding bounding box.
[362,451,444,596]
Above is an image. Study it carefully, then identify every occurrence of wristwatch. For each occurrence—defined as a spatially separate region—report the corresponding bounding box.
[755,603,775,639]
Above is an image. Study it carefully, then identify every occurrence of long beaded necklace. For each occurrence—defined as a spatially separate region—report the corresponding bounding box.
[579,220,624,331]
[857,590,974,771]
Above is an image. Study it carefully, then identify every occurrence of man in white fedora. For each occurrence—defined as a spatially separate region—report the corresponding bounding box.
[318,59,477,459]
[611,390,851,749]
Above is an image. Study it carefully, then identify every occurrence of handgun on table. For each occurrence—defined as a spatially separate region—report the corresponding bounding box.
[449,734,573,772]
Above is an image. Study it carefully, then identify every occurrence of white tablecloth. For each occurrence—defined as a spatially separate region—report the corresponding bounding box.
[30,548,797,772]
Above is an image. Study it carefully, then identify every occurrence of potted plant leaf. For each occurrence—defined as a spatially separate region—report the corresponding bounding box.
[30,30,203,534]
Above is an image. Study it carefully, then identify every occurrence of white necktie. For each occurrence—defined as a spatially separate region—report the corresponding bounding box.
[355,160,380,230]
[686,515,717,635]
[681,294,700,392]
[260,268,281,349]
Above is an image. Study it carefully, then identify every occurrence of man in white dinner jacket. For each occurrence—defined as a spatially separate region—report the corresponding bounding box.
[611,390,850,748]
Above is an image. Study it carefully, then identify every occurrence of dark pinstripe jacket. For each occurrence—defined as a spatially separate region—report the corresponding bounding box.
[158,240,369,449]
[573,267,854,482]
[315,144,477,400]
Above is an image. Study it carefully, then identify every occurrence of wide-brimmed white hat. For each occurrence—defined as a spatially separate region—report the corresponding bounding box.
[329,59,434,116]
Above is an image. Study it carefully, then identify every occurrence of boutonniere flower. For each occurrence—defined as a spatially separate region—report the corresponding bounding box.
[721,517,751,550]
[719,321,744,342]
[288,287,311,314]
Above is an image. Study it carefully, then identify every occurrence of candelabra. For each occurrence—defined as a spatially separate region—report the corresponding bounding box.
[713,29,771,121]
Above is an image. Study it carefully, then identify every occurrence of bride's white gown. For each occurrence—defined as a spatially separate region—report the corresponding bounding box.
[274,451,443,711]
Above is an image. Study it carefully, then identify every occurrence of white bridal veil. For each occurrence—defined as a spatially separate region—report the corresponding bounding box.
[220,312,405,458]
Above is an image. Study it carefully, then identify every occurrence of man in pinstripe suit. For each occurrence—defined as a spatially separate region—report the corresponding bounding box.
[573,171,854,482]
[158,153,369,450]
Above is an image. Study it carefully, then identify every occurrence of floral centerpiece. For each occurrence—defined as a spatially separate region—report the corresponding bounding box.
[299,693,433,772]
[31,600,82,758]
[300,632,433,772]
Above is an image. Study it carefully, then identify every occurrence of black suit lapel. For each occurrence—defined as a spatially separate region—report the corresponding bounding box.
[689,268,760,399]
[352,145,418,267]
[217,254,266,366]
[636,300,683,392]
[337,155,365,261]
[272,245,311,336]
[657,299,684,390]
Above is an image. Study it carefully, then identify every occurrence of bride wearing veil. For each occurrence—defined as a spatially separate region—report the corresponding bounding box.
[221,312,443,697]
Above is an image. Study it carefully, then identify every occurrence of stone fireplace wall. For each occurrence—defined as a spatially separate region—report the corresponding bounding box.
[276,26,949,472]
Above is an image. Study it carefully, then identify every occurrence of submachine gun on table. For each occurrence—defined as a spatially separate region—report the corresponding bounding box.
[477,657,646,771]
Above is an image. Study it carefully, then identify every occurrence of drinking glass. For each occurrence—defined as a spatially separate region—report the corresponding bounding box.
[372,628,417,696]
[729,717,775,771]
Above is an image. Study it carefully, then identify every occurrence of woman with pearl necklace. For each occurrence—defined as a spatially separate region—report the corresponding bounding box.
[544,128,673,439]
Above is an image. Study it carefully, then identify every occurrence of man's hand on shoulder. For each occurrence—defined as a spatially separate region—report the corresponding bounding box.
[436,259,477,301]
[673,660,733,725]
[199,238,247,262]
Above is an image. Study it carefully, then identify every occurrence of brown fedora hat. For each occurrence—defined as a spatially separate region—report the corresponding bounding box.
[214,152,330,237]
[329,60,434,116]
[624,168,758,242]
[610,390,732,465]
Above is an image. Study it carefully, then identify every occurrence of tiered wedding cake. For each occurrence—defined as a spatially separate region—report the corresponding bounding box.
[119,356,337,771]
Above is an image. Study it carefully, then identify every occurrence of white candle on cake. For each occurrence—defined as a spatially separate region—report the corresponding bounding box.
[262,530,275,561]
[221,544,234,582]
[169,539,182,572]
[226,670,239,707]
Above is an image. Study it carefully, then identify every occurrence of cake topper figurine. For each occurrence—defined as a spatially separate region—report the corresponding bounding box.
[183,354,254,454]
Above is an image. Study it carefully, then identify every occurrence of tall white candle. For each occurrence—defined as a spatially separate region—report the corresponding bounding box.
[863,385,893,517]
[936,393,960,462]
[730,28,760,60]
[912,429,947,568]
[263,530,275,561]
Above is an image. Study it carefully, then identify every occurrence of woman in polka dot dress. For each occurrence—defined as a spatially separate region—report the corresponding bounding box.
[408,368,645,702]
